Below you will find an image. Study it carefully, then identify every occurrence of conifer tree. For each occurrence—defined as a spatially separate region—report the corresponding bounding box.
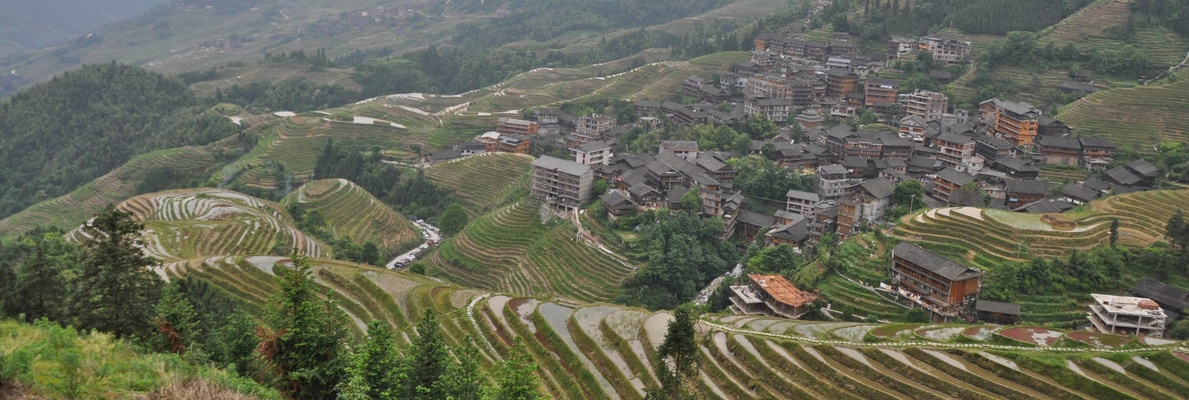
[14,237,70,322]
[340,321,403,399]
[398,309,451,398]
[70,206,163,339]
[647,304,700,400]
[487,337,542,400]
[258,255,349,399]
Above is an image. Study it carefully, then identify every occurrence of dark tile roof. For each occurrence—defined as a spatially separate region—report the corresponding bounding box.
[1079,137,1116,149]
[1126,159,1160,178]
[786,190,820,202]
[427,149,464,161]
[737,210,777,227]
[893,242,984,281]
[1006,179,1052,195]
[533,155,591,177]
[660,140,699,152]
[936,168,974,186]
[1132,278,1189,312]
[975,300,1022,315]
[1062,184,1100,202]
[600,190,635,209]
[1105,166,1143,186]
[1017,198,1074,213]
[1037,135,1081,150]
[857,177,895,199]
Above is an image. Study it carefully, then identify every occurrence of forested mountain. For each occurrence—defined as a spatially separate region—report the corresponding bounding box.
[0,0,170,57]
[836,0,1093,37]
[0,62,240,219]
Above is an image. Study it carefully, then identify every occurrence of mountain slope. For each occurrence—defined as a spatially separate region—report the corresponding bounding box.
[283,179,422,254]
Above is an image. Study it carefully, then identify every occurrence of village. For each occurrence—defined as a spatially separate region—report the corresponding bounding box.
[417,30,1185,337]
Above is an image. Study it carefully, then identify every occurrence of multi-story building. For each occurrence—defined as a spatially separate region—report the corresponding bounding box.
[1005,179,1052,209]
[864,78,899,108]
[745,73,792,99]
[816,164,849,199]
[743,97,792,123]
[887,36,916,59]
[918,35,970,64]
[659,140,699,161]
[934,167,974,202]
[1088,294,1167,337]
[983,99,1042,146]
[496,117,539,136]
[933,132,976,170]
[573,113,616,144]
[531,155,594,212]
[570,140,613,166]
[825,68,859,98]
[729,274,818,319]
[898,90,948,121]
[1080,137,1117,171]
[891,242,983,319]
[836,177,895,239]
[786,190,820,217]
[1036,136,1082,165]
[496,134,532,154]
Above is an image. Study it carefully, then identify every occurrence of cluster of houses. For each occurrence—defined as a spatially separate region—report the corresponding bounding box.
[454,28,1178,328]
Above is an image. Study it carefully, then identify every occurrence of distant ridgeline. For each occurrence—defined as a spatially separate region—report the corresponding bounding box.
[0,62,242,220]
[0,0,170,56]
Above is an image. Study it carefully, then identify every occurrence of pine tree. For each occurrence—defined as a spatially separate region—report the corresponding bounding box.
[70,206,163,339]
[14,237,69,322]
[398,309,451,398]
[486,337,542,400]
[340,321,403,399]
[434,341,484,400]
[439,203,469,236]
[1168,209,1187,252]
[258,254,349,399]
[647,305,699,400]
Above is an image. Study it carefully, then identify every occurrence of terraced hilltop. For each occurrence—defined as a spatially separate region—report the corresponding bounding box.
[1058,69,1189,152]
[282,179,421,254]
[423,153,534,216]
[417,200,636,304]
[892,189,1189,268]
[80,188,325,261]
[167,254,1189,400]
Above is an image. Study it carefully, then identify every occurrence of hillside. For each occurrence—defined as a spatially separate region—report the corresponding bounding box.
[424,153,534,216]
[171,255,1189,400]
[0,0,170,57]
[892,190,1189,268]
[0,319,278,399]
[0,146,218,238]
[0,63,241,221]
[282,179,422,254]
[1057,69,1189,151]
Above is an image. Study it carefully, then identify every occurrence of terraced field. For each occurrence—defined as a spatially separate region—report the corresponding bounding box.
[416,200,635,304]
[283,179,421,254]
[168,254,1189,400]
[1058,70,1189,152]
[0,146,219,237]
[892,190,1189,270]
[220,114,418,187]
[423,153,534,216]
[1038,0,1189,66]
[79,188,326,261]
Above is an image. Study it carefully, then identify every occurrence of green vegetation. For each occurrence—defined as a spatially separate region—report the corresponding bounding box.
[1059,70,1189,152]
[620,211,734,310]
[423,153,534,216]
[419,200,635,303]
[283,179,421,262]
[833,0,1092,37]
[0,63,242,220]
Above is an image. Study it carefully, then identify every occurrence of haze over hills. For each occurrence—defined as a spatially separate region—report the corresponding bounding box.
[0,0,170,57]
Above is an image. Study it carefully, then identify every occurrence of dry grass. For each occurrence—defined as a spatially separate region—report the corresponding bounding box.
[146,379,261,400]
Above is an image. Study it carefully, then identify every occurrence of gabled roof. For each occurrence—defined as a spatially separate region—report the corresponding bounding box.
[893,242,984,281]
[1006,179,1052,195]
[738,210,777,228]
[786,190,820,202]
[574,140,612,152]
[936,168,974,186]
[1062,184,1100,202]
[627,182,660,199]
[1078,137,1116,149]
[660,140,699,152]
[993,156,1038,173]
[1016,198,1074,213]
[855,177,895,199]
[1105,166,1143,186]
[1132,278,1189,312]
[533,155,591,177]
[1126,159,1160,178]
[819,164,848,175]
[600,190,635,209]
[975,300,1022,315]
